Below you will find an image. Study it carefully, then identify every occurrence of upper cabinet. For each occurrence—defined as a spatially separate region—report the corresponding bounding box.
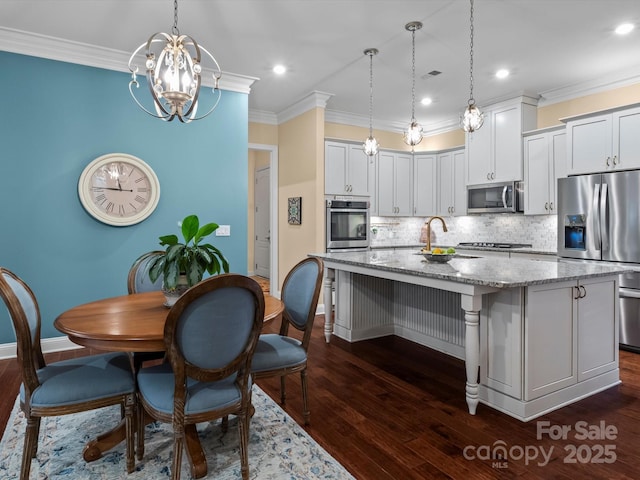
[437,148,467,216]
[413,153,437,216]
[325,140,372,196]
[466,96,538,186]
[523,126,566,215]
[377,150,413,216]
[565,104,640,175]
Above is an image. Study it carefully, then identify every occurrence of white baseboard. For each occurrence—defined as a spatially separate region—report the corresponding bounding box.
[0,336,82,360]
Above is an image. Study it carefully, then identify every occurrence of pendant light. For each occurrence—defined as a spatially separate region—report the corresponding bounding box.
[127,0,222,123]
[461,0,484,132]
[363,48,380,156]
[403,21,424,148]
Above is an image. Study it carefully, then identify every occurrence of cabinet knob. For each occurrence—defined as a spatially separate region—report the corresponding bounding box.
[549,202,554,211]
[574,286,581,299]
[613,155,618,165]
[606,156,611,166]
[580,285,586,298]
[545,202,549,211]
[491,172,495,180]
[487,173,491,180]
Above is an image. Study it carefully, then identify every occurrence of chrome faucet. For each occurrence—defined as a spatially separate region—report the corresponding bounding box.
[424,216,448,251]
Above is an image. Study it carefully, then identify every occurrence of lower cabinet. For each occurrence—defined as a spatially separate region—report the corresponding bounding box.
[481,276,618,401]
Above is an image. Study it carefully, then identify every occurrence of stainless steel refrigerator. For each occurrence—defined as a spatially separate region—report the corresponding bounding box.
[557,171,640,352]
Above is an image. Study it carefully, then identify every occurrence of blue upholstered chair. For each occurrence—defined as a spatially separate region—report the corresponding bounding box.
[127,250,165,294]
[251,257,323,425]
[0,267,137,479]
[136,274,265,480]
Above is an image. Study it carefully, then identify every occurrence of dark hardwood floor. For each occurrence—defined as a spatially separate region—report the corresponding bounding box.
[2,317,640,479]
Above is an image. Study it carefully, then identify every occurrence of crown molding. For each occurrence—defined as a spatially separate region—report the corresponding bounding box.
[0,27,257,94]
[249,110,278,125]
[277,91,333,124]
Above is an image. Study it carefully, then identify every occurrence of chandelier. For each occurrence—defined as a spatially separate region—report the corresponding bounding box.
[460,0,484,132]
[403,21,424,148]
[363,48,379,156]
[128,0,222,123]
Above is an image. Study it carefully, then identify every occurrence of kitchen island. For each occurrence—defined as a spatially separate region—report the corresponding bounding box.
[311,250,629,421]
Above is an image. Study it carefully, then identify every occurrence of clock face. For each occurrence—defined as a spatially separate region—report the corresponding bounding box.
[78,153,160,226]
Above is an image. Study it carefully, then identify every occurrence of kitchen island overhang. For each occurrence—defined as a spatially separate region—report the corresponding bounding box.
[311,250,631,421]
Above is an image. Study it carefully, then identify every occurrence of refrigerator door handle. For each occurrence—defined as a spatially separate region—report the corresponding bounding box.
[620,287,640,299]
[501,186,508,208]
[600,183,609,251]
[593,183,602,251]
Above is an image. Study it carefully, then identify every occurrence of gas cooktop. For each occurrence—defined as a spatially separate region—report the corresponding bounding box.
[457,242,533,249]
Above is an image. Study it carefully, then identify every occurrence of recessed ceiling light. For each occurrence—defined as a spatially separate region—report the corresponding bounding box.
[495,69,510,79]
[273,65,286,75]
[615,23,634,35]
[420,97,433,106]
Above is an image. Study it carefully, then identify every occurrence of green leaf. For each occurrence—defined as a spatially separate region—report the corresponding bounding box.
[185,261,204,286]
[148,257,165,282]
[165,261,181,290]
[194,223,218,244]
[181,215,199,245]
[159,234,178,246]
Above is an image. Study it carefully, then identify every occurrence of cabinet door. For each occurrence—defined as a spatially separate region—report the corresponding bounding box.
[414,154,437,216]
[577,277,618,381]
[437,152,453,216]
[394,153,414,215]
[347,144,371,196]
[613,106,640,171]
[524,281,577,401]
[549,130,566,213]
[325,141,348,194]
[524,133,551,215]
[466,117,492,185]
[452,149,467,216]
[566,114,611,175]
[493,105,523,182]
[377,151,395,216]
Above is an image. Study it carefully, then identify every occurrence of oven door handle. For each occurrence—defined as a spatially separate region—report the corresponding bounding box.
[619,287,640,299]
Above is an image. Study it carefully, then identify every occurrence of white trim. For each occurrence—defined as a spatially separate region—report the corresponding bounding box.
[277,91,333,124]
[0,27,257,94]
[249,143,279,297]
[249,110,279,125]
[0,336,81,360]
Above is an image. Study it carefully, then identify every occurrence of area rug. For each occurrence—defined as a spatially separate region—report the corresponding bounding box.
[0,386,353,479]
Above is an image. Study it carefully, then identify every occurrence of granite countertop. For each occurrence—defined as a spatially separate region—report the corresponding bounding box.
[311,250,630,289]
[371,243,557,256]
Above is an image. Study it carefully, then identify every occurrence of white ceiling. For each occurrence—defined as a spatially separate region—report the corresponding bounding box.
[2,0,640,132]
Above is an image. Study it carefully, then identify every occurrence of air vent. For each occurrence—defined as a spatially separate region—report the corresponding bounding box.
[421,70,442,80]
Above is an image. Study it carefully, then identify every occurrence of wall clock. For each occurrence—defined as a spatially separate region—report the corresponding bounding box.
[78,153,160,226]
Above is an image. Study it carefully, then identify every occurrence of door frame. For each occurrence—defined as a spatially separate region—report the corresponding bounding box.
[249,143,279,298]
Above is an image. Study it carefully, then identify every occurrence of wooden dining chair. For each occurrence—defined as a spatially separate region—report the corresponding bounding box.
[0,267,137,479]
[127,251,167,373]
[136,273,265,480]
[251,257,323,425]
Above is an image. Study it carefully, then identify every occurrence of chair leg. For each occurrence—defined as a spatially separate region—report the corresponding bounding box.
[279,376,286,405]
[301,369,310,425]
[136,397,145,460]
[221,415,229,433]
[124,393,136,473]
[21,415,39,480]
[238,411,250,480]
[172,430,184,480]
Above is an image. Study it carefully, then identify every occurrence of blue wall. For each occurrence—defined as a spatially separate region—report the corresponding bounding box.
[0,52,249,342]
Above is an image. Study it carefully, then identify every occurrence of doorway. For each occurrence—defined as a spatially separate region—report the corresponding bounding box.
[248,143,279,296]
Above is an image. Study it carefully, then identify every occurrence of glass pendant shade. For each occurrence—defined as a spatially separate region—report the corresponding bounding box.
[128,0,221,123]
[403,120,424,146]
[461,102,484,132]
[363,136,379,156]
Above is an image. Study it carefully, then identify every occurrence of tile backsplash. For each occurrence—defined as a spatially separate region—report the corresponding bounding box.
[370,214,558,252]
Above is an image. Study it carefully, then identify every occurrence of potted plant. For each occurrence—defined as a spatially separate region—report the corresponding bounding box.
[149,214,230,305]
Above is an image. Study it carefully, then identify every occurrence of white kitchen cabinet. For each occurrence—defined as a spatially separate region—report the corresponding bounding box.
[523,126,566,215]
[437,148,466,216]
[377,150,413,216]
[565,104,640,175]
[480,276,618,402]
[466,96,538,186]
[325,140,372,196]
[413,153,437,216]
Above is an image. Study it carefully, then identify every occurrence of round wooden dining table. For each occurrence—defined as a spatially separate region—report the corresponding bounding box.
[54,290,284,352]
[53,289,284,479]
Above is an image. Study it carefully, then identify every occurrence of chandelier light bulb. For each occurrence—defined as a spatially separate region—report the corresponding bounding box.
[461,102,484,133]
[404,120,424,147]
[363,136,379,156]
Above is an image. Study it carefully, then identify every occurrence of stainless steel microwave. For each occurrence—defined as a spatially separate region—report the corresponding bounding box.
[467,181,524,214]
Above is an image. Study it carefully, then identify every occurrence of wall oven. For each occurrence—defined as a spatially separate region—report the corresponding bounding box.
[326,199,370,251]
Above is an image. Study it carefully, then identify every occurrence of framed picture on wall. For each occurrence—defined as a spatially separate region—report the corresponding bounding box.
[288,197,302,225]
